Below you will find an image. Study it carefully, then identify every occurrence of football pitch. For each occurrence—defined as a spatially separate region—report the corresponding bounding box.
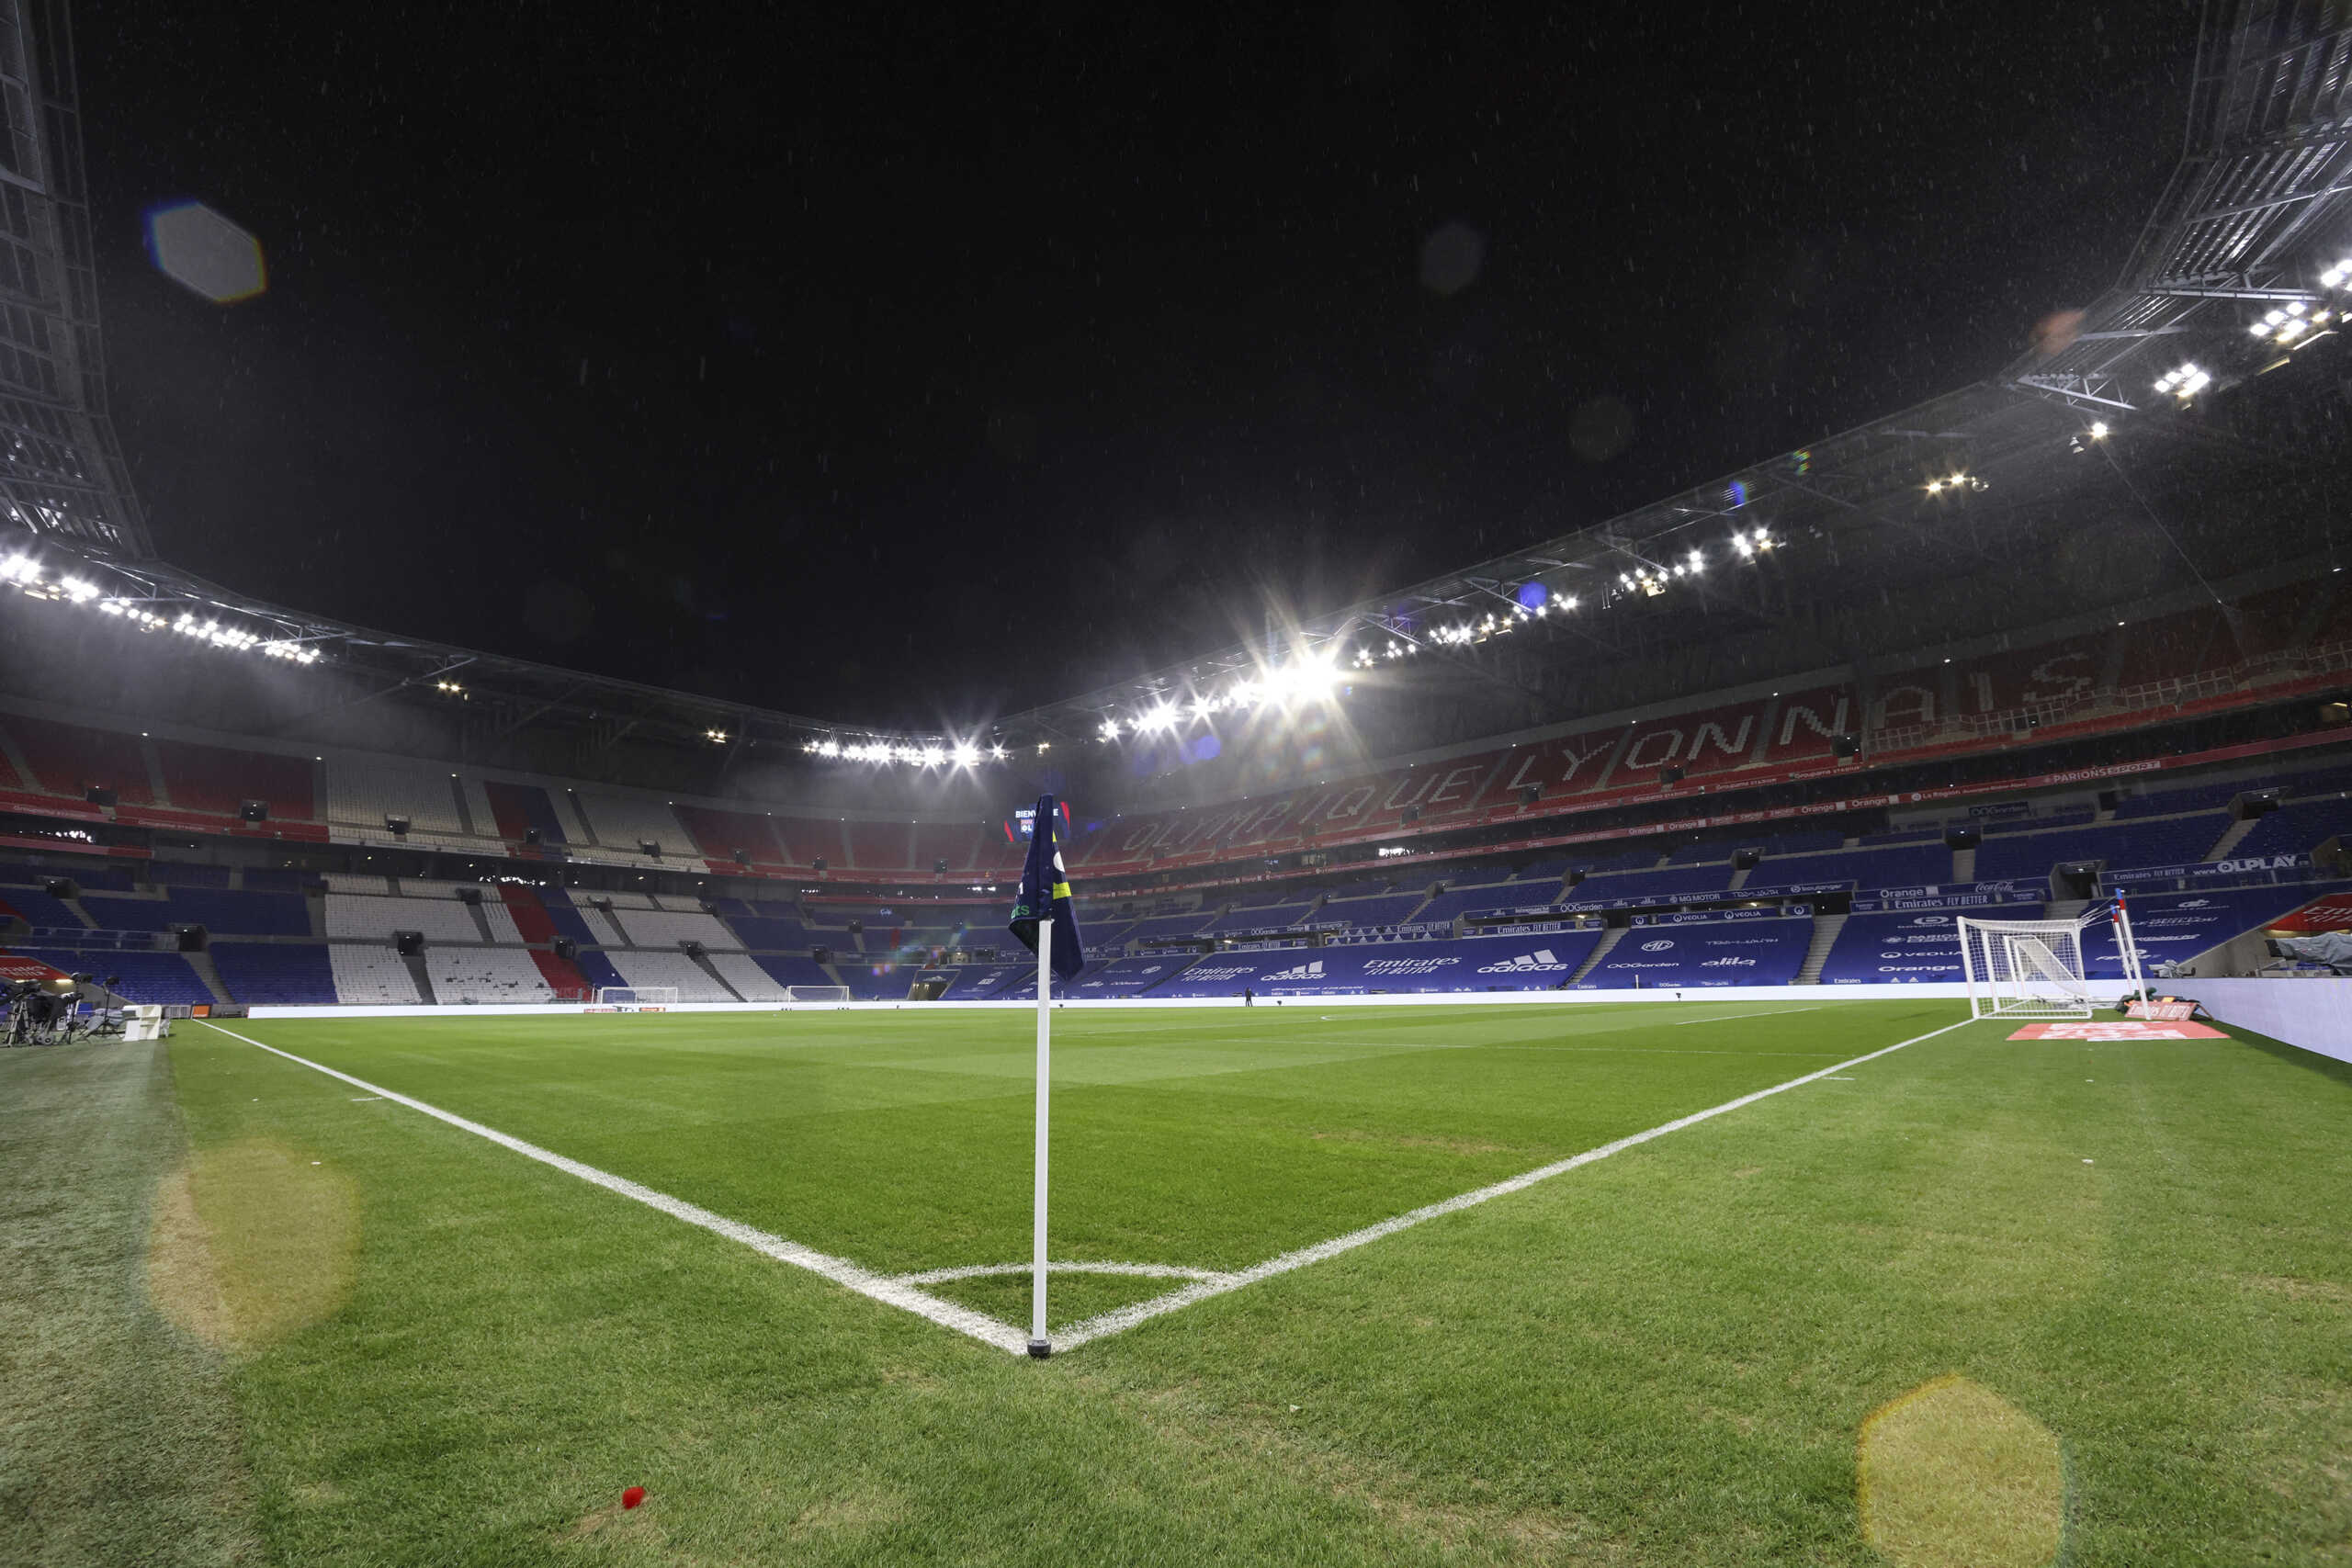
[9,998,2350,1565]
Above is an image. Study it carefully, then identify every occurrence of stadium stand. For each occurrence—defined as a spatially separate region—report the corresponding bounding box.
[209,942,337,1004]
[0,885,88,930]
[843,820,911,870]
[2229,797,2352,860]
[4,715,152,801]
[481,779,571,845]
[1206,901,1314,933]
[152,739,315,819]
[75,888,309,935]
[706,951,788,1000]
[324,893,480,943]
[1310,892,1430,928]
[2,948,213,1004]
[604,948,734,1000]
[566,792,688,855]
[751,954,841,992]
[611,908,741,949]
[242,869,307,893]
[674,804,782,864]
[325,873,391,895]
[326,756,465,834]
[425,946,557,1004]
[328,944,423,1004]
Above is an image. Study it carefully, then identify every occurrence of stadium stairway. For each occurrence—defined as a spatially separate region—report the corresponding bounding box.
[528,947,590,998]
[686,948,744,1000]
[1724,865,1751,891]
[1951,844,1976,881]
[2205,817,2259,860]
[404,949,437,1005]
[1793,913,1848,985]
[304,884,326,938]
[181,948,233,1008]
[1566,927,1624,985]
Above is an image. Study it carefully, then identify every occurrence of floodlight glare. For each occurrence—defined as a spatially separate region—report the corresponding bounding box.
[2088,421,2109,439]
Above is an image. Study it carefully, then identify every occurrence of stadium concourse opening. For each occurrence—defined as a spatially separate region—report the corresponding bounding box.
[6,0,2352,1563]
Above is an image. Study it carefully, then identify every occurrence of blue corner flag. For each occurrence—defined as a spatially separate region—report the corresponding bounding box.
[1009,795,1084,981]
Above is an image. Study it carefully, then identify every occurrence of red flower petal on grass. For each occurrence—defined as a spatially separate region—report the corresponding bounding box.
[621,1486,645,1510]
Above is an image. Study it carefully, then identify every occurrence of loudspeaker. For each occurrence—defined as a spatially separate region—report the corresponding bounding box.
[847,919,864,935]
[42,876,73,898]
[1733,848,1761,870]
[811,945,833,964]
[394,931,424,956]
[933,858,950,874]
[385,815,411,836]
[812,857,827,873]
[173,923,205,952]
[85,784,116,807]
[1833,733,1860,759]
[639,839,662,859]
[553,937,578,961]
[1658,765,1685,785]
[732,848,751,865]
[1402,805,1423,822]
[456,886,482,905]
[1519,784,1540,806]
[1947,826,1981,849]
[681,940,706,957]
[525,827,544,846]
[240,799,269,823]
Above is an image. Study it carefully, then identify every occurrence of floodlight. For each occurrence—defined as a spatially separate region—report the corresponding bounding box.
[1099,718,1121,740]
[952,743,978,766]
[1685,549,1702,572]
[1139,703,1179,733]
[819,739,841,758]
[988,743,1007,761]
[2324,260,2352,288]
[2088,422,2109,439]
[0,553,36,584]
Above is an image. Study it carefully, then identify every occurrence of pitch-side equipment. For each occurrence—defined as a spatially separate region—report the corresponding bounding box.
[1958,897,2144,1021]
[783,985,852,1006]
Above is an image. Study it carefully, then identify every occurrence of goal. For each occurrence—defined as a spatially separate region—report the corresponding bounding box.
[784,985,853,1006]
[1958,901,2143,1021]
[592,986,677,1012]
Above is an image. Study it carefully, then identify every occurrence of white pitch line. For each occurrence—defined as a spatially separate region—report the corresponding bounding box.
[204,1013,1970,1359]
[197,1022,1031,1356]
[1669,1007,1824,1026]
[896,1260,1233,1287]
[1048,1016,1972,1351]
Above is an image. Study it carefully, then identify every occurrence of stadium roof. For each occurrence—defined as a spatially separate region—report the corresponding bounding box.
[5,0,2350,767]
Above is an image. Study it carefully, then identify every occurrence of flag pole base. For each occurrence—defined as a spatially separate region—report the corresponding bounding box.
[1026,1338,1052,1359]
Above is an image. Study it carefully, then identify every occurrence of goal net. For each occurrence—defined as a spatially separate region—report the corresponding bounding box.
[784,985,853,1006]
[592,986,677,1012]
[1957,903,2146,1021]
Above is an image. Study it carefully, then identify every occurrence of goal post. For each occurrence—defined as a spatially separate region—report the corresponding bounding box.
[1958,900,2142,1021]
[783,985,853,1006]
[591,986,677,1012]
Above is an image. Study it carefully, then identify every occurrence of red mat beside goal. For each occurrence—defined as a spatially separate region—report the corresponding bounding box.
[2008,1021,2229,1041]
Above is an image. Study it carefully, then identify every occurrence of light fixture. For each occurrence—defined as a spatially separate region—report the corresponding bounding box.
[2154,363,2209,398]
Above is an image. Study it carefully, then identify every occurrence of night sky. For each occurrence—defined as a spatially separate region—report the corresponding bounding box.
[79,2,2195,728]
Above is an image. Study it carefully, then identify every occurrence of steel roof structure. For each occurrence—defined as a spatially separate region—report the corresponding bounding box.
[3,0,2348,773]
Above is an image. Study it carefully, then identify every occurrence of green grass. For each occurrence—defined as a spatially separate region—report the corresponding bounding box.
[8,998,2351,1564]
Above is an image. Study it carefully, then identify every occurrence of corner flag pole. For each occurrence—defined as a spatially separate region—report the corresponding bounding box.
[1028,919,1051,1358]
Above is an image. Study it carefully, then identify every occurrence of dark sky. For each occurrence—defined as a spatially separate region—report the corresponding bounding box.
[79,2,2196,728]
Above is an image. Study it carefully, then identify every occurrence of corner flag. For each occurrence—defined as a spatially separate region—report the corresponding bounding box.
[1010,794,1083,1359]
[1009,795,1084,981]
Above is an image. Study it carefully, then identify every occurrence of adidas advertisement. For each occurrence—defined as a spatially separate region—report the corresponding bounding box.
[1577,917,1813,988]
